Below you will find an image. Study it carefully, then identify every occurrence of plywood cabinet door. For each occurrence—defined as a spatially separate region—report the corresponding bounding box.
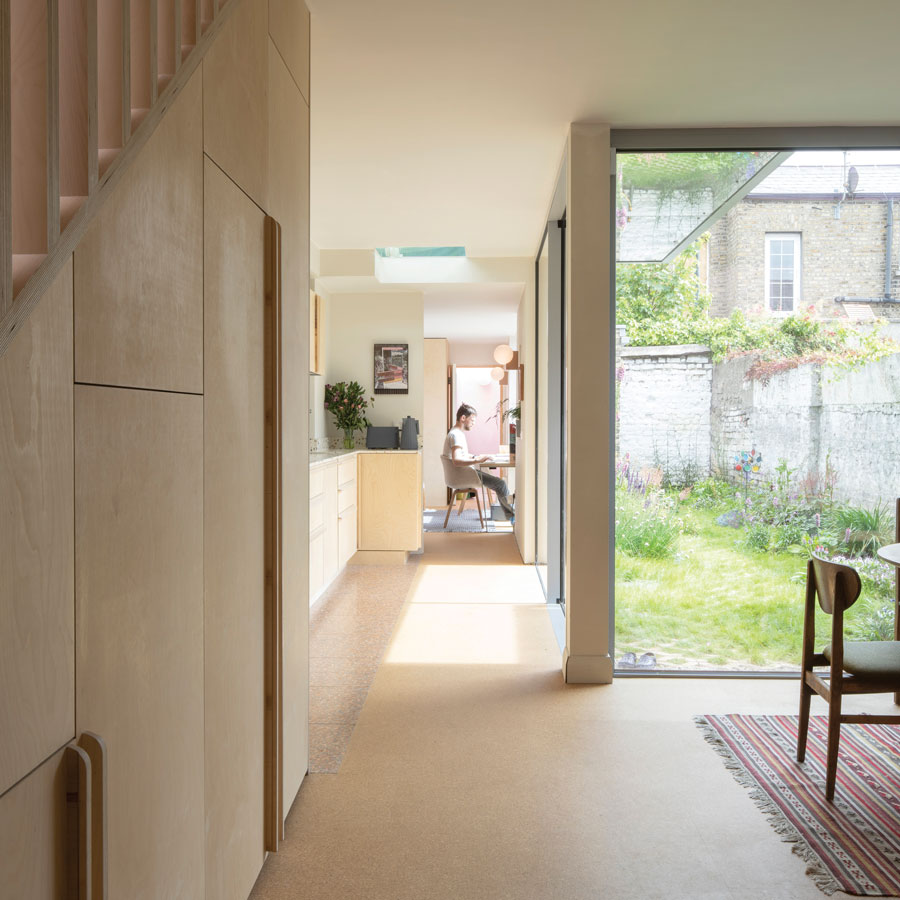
[267,38,310,818]
[75,384,205,900]
[203,158,267,900]
[0,262,74,796]
[358,453,423,551]
[0,748,71,897]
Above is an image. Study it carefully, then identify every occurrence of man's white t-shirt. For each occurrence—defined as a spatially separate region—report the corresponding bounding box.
[443,426,471,461]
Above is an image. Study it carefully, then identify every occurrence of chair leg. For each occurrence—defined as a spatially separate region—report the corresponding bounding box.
[797,680,812,763]
[443,496,455,528]
[457,493,466,516]
[825,692,842,802]
[474,490,485,529]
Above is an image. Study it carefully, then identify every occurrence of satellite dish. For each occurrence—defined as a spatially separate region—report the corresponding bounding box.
[847,166,859,194]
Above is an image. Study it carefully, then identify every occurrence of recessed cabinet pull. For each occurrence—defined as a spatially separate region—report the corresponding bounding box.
[78,733,108,900]
[65,744,92,900]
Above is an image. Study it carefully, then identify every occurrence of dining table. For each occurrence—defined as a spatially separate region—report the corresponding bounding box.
[876,539,900,702]
[475,455,516,518]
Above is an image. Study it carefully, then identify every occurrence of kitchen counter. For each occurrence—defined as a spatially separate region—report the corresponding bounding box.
[309,448,420,470]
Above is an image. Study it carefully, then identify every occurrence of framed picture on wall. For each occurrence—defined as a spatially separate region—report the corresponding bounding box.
[374,343,409,394]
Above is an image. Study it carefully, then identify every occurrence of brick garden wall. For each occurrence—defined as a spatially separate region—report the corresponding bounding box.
[619,345,900,506]
[617,344,712,481]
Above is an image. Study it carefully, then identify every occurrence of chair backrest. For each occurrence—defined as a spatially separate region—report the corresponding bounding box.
[440,454,480,491]
[810,555,862,615]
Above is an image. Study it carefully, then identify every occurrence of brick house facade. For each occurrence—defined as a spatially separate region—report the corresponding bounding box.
[706,165,900,320]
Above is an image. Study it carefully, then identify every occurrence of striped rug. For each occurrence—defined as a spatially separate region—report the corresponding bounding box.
[697,715,900,895]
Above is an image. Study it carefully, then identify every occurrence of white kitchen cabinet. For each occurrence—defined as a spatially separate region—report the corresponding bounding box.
[324,464,339,585]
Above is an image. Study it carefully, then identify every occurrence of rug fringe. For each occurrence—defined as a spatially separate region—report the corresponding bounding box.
[693,717,842,896]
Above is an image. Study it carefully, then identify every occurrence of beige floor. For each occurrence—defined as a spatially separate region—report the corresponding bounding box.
[251,533,895,900]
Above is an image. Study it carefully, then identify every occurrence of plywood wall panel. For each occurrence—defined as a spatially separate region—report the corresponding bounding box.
[0,748,69,898]
[0,260,74,797]
[267,38,309,816]
[203,157,266,900]
[75,383,204,900]
[268,0,309,104]
[202,0,267,209]
[74,67,202,393]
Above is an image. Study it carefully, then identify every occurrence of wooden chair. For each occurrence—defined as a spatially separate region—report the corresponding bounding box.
[440,455,485,531]
[797,554,900,801]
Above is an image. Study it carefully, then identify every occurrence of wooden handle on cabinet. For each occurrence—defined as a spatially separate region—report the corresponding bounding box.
[78,733,108,900]
[65,744,92,900]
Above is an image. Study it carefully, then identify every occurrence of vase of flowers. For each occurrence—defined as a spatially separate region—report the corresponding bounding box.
[325,381,373,449]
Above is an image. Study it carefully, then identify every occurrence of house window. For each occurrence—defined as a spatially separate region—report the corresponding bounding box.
[765,233,801,313]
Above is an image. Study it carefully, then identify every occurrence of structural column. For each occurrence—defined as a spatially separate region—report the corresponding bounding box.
[563,123,613,683]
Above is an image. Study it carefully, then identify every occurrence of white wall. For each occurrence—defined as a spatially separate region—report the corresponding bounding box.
[449,341,505,366]
[322,292,424,441]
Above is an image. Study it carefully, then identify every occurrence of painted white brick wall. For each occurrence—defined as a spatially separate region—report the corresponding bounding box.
[620,344,900,505]
[618,345,712,481]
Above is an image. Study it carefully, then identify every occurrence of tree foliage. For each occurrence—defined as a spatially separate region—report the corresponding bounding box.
[616,244,898,376]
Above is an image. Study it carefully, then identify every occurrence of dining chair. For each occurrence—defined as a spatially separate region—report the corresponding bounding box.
[797,554,900,801]
[440,455,485,530]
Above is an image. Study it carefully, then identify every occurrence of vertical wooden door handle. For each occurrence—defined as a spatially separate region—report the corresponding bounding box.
[64,744,92,900]
[78,732,108,900]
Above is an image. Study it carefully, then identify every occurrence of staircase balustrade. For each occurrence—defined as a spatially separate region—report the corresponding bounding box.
[0,0,232,353]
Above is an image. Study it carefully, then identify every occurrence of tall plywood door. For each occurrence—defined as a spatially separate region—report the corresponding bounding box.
[204,158,267,900]
[268,35,310,819]
[0,748,73,897]
[75,384,205,900]
[0,262,74,797]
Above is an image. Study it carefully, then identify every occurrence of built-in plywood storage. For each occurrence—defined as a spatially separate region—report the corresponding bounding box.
[266,5,311,819]
[203,156,267,900]
[75,384,205,900]
[1,0,310,896]
[0,262,74,798]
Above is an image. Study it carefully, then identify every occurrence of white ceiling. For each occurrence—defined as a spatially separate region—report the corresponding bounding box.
[309,0,900,258]
[423,284,523,343]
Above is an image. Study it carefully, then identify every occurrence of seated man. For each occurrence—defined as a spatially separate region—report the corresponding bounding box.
[443,403,515,520]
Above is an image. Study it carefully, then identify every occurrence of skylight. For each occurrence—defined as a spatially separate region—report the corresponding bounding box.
[376,247,466,258]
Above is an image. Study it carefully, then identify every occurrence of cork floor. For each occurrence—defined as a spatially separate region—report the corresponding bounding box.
[252,533,896,900]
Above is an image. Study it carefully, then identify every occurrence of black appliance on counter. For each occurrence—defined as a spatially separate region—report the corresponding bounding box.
[366,425,400,449]
[400,416,419,450]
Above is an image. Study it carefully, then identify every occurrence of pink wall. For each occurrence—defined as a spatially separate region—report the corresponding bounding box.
[454,368,500,455]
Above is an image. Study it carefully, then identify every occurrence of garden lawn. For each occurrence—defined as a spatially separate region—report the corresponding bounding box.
[615,508,888,670]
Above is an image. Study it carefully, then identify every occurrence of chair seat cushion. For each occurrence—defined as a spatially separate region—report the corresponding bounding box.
[823,641,900,680]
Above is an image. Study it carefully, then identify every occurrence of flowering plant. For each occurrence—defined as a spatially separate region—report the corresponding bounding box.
[324,381,373,447]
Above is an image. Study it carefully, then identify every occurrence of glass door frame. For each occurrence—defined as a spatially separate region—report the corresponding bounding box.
[534,152,568,610]
[609,126,900,676]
